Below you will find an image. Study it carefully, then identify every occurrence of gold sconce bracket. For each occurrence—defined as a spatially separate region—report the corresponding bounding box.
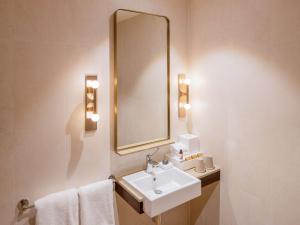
[178,73,190,118]
[85,75,99,131]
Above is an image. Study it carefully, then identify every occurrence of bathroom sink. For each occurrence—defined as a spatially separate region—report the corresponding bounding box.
[122,166,201,217]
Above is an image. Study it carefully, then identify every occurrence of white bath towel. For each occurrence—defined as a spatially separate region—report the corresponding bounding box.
[35,188,79,225]
[79,179,115,225]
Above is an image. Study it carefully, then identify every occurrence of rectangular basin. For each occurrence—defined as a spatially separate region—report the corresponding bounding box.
[123,166,201,217]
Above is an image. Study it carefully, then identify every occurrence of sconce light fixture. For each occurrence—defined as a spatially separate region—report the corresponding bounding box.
[178,73,190,118]
[85,75,99,131]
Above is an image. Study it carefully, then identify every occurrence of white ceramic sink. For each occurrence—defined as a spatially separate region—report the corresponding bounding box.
[123,166,201,217]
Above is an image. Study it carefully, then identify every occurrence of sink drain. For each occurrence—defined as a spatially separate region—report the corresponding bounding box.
[154,189,163,194]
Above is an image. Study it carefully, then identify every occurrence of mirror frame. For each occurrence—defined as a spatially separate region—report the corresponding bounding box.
[114,9,173,155]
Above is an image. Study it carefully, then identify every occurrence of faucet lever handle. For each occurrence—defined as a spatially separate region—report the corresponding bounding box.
[146,154,152,163]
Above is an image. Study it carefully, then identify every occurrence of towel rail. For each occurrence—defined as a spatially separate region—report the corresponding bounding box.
[17,175,116,214]
[18,198,35,213]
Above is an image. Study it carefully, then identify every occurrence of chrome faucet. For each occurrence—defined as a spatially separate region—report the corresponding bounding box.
[146,149,159,174]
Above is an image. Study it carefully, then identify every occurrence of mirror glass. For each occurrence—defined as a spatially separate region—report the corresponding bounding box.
[115,10,170,154]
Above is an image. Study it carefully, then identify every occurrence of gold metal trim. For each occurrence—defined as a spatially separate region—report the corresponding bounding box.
[113,9,171,155]
[85,75,98,131]
[117,140,174,156]
[118,137,170,151]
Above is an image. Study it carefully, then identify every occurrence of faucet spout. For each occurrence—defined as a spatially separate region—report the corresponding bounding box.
[146,153,159,174]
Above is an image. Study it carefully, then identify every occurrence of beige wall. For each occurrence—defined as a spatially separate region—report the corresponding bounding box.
[188,0,300,225]
[0,0,188,224]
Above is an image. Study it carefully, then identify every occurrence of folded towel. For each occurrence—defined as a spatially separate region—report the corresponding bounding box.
[79,179,115,225]
[35,188,79,225]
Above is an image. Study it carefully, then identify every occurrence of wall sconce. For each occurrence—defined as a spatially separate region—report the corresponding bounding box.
[178,73,191,118]
[85,75,99,131]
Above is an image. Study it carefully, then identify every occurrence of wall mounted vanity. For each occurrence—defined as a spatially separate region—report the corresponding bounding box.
[114,166,220,216]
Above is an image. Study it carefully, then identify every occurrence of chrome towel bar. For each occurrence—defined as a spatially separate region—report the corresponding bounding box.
[17,175,116,214]
[17,198,35,213]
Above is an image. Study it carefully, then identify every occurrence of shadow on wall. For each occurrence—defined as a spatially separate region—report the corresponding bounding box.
[66,103,84,178]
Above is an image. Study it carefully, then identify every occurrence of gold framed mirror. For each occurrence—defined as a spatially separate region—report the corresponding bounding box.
[114,9,172,155]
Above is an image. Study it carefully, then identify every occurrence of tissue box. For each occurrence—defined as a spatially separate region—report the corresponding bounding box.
[179,134,200,153]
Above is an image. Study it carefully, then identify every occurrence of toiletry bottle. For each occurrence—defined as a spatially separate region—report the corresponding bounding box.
[179,149,184,160]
